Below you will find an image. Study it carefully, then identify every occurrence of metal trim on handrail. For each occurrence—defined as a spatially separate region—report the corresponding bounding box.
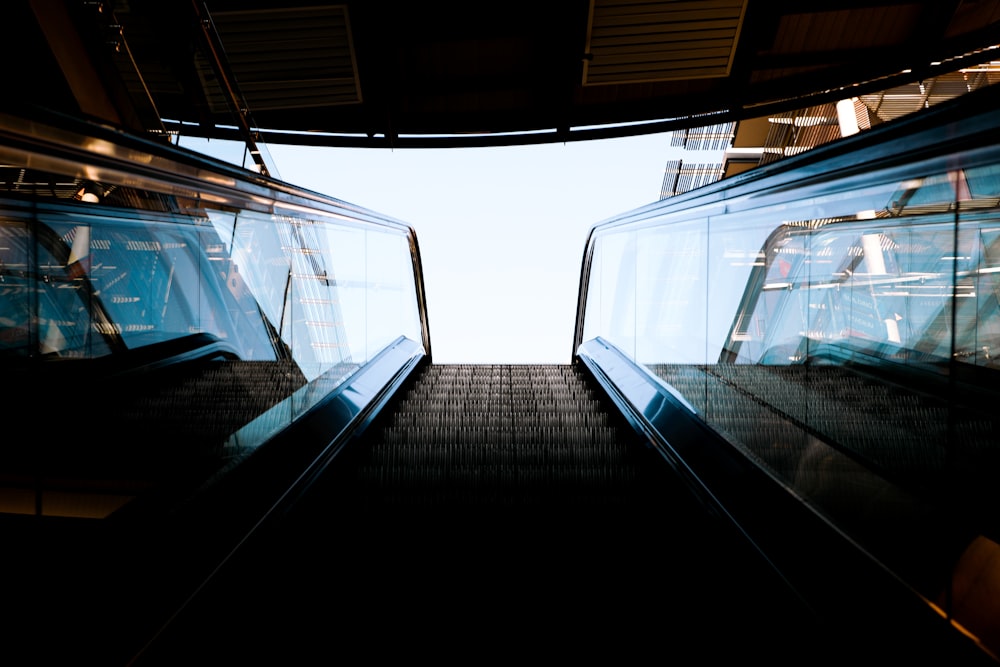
[408,229,433,360]
[571,227,597,360]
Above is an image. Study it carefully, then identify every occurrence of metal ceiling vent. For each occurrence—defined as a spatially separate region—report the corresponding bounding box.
[583,0,748,85]
[207,5,361,111]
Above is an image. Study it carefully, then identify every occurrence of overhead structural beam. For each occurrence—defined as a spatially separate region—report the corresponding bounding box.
[159,39,1000,150]
[30,0,123,126]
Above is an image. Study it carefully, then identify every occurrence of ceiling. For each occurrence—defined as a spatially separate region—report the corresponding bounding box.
[11,0,1000,148]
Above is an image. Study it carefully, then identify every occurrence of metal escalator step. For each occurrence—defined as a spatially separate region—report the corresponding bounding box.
[307,363,673,509]
[130,363,835,666]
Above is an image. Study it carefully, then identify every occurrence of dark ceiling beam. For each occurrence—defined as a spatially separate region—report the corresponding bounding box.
[915,0,965,38]
[29,0,124,127]
[742,44,1000,113]
[751,0,943,10]
[750,43,956,71]
[345,1,398,143]
[111,0,218,132]
[17,0,1000,149]
[159,37,1000,150]
[723,0,783,118]
[553,0,592,138]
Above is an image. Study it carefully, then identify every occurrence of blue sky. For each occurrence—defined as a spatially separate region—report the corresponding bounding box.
[181,134,674,363]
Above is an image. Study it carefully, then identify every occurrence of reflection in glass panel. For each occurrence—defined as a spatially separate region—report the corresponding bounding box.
[284,217,353,382]
[33,210,282,363]
[585,231,637,359]
[229,210,292,348]
[367,229,421,357]
[0,171,425,518]
[315,222,366,368]
[965,163,1000,204]
[579,139,1000,588]
[970,222,1000,367]
[709,214,789,365]
[198,223,277,361]
[636,222,708,365]
[0,93,431,530]
[46,217,204,351]
[700,208,972,491]
[30,217,117,358]
[0,216,37,357]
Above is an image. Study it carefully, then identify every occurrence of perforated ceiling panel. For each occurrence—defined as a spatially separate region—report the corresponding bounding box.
[207,5,360,112]
[583,0,747,85]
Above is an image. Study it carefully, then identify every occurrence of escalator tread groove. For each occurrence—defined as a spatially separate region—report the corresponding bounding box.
[317,363,659,508]
[131,364,839,665]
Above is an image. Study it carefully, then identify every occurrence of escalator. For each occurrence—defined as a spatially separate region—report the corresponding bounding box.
[128,362,843,665]
[5,80,1000,666]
